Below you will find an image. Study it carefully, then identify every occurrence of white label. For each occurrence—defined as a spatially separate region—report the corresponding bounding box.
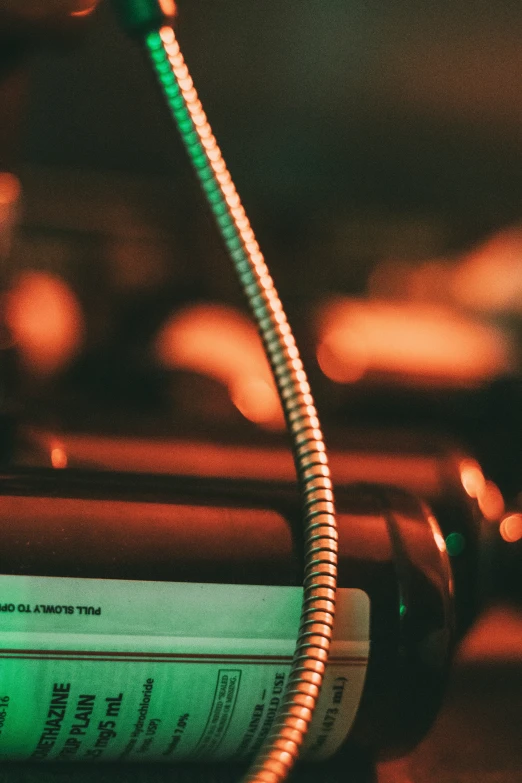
[0,575,369,762]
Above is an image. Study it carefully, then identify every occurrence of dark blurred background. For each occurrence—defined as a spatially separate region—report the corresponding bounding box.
[4,0,522,498]
[19,1,522,235]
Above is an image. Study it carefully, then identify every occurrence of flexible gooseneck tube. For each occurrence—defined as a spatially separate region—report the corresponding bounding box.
[114,3,339,782]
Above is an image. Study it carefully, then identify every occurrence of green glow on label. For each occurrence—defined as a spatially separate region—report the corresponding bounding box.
[445,531,466,557]
[0,576,370,762]
[399,602,407,617]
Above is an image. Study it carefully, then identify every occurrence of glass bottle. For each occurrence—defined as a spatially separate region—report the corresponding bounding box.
[0,467,453,766]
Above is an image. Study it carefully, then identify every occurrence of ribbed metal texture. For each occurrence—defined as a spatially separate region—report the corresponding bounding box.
[144,27,339,783]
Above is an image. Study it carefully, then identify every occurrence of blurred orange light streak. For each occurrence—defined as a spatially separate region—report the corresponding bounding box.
[155,303,284,429]
[159,0,176,15]
[451,228,522,315]
[70,7,95,16]
[433,531,447,554]
[231,378,282,428]
[28,429,444,498]
[317,298,513,386]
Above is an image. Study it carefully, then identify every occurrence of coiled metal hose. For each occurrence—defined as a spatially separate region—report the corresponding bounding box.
[116,9,339,781]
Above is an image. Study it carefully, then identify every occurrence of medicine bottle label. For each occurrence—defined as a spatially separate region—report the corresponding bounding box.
[0,575,369,762]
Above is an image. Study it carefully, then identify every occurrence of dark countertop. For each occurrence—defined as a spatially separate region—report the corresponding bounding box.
[379,604,522,783]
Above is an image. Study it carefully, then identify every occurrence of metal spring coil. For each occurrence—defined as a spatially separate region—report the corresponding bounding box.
[144,26,339,783]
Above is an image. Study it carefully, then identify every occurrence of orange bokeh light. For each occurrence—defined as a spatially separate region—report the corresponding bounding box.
[451,227,522,315]
[500,513,522,543]
[459,459,504,521]
[155,303,284,429]
[478,480,505,522]
[317,333,368,383]
[459,459,486,499]
[51,445,68,470]
[159,1,177,18]
[316,298,513,387]
[6,271,84,377]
